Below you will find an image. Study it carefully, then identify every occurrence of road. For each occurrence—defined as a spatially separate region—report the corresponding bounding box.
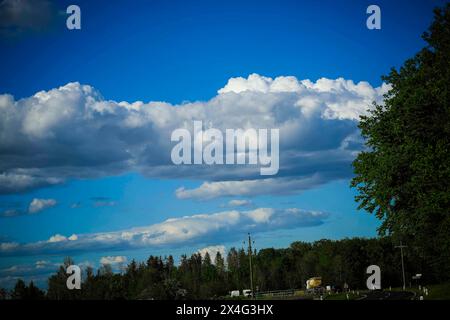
[360,290,415,300]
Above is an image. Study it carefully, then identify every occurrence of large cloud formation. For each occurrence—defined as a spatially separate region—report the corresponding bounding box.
[0,207,327,257]
[0,74,389,195]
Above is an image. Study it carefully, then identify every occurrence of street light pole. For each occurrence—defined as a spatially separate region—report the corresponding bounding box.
[395,241,407,290]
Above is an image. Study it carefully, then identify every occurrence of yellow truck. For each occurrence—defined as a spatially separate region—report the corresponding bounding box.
[306,277,322,290]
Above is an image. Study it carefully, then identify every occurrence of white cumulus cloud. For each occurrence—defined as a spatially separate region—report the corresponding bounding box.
[47,233,77,243]
[0,74,390,196]
[0,207,328,257]
[176,175,327,200]
[28,198,56,214]
[227,199,252,207]
[100,256,127,265]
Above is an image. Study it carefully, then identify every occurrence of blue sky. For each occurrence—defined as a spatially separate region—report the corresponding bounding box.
[0,0,446,288]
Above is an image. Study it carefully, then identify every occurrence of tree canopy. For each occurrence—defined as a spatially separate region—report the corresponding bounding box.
[351,4,450,281]
[0,237,424,300]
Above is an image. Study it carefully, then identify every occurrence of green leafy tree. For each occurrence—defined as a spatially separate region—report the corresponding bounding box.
[351,5,450,282]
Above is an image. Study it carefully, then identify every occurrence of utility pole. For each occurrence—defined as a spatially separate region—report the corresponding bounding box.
[245,233,255,299]
[395,241,407,290]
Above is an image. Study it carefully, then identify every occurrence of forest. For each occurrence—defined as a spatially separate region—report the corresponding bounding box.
[0,236,444,300]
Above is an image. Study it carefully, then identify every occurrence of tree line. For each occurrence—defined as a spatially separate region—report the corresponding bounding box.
[1,236,445,300]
